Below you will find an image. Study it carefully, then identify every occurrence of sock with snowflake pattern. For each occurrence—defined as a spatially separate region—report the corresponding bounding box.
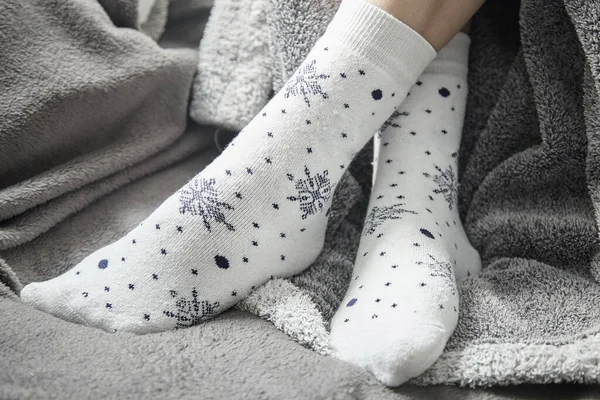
[21,0,435,334]
[330,33,482,386]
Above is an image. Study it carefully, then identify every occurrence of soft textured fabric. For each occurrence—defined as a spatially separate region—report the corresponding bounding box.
[189,0,273,131]
[139,0,169,40]
[0,0,200,251]
[194,0,600,387]
[269,0,342,92]
[21,0,436,335]
[331,34,481,386]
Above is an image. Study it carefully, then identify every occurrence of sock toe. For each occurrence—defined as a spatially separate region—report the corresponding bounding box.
[21,283,88,326]
[332,321,448,386]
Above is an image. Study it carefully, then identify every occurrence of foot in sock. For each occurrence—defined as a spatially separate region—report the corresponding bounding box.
[330,34,482,386]
[20,0,435,334]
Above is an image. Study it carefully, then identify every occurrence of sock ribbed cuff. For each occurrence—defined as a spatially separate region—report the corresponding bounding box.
[325,0,436,86]
[424,33,470,77]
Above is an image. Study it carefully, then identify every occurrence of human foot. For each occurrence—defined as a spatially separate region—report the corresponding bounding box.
[20,0,436,333]
[330,34,481,386]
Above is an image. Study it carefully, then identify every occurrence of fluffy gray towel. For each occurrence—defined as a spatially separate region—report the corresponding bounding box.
[0,0,202,251]
[268,0,341,92]
[189,0,273,131]
[198,0,600,387]
[139,0,169,40]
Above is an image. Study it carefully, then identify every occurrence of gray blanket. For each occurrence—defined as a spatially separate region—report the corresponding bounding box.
[0,0,204,252]
[3,0,600,398]
[192,0,600,388]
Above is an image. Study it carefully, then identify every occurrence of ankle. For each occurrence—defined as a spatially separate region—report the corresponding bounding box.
[363,0,482,51]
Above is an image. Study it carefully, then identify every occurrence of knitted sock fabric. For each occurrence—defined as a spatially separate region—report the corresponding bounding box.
[20,0,435,334]
[330,34,482,386]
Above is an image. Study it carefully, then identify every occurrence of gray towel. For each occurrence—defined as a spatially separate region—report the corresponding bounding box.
[269,0,341,92]
[198,0,600,386]
[189,0,273,131]
[0,0,203,251]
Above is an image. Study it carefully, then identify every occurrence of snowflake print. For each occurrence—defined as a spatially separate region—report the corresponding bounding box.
[287,166,333,219]
[179,178,234,232]
[362,203,417,236]
[284,59,330,107]
[430,165,458,210]
[416,254,457,295]
[379,111,410,134]
[163,288,220,329]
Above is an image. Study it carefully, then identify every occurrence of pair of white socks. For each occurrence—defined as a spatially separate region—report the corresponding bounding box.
[21,0,480,386]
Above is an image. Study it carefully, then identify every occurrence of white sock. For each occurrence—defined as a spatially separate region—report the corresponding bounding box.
[330,34,482,386]
[20,0,435,334]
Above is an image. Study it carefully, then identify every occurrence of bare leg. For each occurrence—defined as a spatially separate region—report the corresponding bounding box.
[366,0,483,50]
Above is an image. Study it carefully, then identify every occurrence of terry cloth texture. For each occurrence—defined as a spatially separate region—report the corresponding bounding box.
[196,0,600,387]
[139,0,169,41]
[189,0,273,131]
[269,0,342,92]
[0,0,211,253]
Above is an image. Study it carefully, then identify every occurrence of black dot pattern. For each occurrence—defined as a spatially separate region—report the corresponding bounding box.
[215,255,229,269]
